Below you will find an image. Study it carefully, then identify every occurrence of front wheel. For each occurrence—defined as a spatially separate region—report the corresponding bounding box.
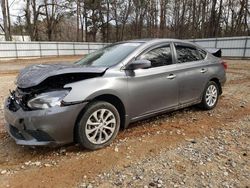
[199,81,219,110]
[76,101,120,150]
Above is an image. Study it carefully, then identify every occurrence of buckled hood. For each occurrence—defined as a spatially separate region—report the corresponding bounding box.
[16,63,108,89]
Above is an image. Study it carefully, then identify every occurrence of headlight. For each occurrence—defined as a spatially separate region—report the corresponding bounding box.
[27,90,70,109]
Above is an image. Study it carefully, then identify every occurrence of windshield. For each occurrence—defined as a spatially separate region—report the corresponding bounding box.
[75,42,142,67]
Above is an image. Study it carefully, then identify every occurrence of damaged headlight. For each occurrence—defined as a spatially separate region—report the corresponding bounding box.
[27,90,70,109]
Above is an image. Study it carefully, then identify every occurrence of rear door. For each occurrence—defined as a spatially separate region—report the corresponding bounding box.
[126,43,179,119]
[173,43,209,104]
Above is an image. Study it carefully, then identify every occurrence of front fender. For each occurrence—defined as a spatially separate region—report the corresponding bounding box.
[63,77,128,104]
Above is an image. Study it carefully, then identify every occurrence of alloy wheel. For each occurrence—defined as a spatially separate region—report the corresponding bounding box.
[85,108,116,144]
[205,85,218,107]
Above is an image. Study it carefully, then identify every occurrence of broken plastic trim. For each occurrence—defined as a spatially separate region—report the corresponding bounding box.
[206,48,222,58]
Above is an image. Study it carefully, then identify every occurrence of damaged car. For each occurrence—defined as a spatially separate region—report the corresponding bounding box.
[4,39,226,150]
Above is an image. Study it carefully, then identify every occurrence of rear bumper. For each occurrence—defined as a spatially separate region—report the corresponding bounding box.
[4,98,87,146]
[221,75,227,86]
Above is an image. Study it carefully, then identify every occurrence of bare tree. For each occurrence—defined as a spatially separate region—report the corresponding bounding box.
[7,0,250,42]
[43,0,68,41]
[24,0,40,41]
[76,0,80,41]
[1,0,11,40]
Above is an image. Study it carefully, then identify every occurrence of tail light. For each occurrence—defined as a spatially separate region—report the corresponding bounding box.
[221,60,227,70]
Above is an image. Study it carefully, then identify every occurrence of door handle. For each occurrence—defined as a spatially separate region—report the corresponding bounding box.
[200,68,207,73]
[167,74,176,79]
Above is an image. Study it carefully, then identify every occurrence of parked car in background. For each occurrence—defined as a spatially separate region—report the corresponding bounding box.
[4,39,227,150]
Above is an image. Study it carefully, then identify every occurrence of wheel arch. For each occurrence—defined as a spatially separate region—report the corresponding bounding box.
[209,77,222,95]
[73,94,127,143]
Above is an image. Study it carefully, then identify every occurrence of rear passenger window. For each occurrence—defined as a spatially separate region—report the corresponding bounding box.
[175,45,204,63]
[197,49,207,59]
[139,45,172,68]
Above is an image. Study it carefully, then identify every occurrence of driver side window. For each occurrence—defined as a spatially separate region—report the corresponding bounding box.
[138,45,173,68]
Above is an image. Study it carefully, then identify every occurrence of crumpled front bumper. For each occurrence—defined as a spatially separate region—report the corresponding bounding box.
[4,98,87,146]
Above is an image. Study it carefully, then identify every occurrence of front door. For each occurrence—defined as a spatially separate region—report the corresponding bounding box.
[126,44,179,119]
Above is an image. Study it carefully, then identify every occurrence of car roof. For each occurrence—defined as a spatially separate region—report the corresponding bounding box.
[123,38,195,46]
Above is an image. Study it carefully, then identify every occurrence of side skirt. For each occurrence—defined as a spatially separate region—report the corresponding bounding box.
[129,99,201,124]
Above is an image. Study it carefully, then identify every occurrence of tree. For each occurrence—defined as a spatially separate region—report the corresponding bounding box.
[24,0,40,41]
[6,0,250,42]
[1,0,11,40]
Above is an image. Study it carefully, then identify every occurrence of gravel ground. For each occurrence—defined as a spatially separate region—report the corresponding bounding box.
[0,57,249,188]
[80,116,249,188]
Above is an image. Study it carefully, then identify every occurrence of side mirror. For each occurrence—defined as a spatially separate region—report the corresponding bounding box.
[126,59,151,70]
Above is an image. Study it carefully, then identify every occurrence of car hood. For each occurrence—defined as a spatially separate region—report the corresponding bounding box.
[16,63,108,88]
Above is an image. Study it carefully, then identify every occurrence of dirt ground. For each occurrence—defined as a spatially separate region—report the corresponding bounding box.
[0,57,249,188]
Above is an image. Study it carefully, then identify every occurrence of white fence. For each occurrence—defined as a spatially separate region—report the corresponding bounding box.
[0,36,249,59]
[0,41,106,59]
[189,36,250,58]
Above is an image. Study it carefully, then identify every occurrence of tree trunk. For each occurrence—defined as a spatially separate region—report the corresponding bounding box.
[201,0,206,37]
[209,0,217,37]
[32,0,39,40]
[84,3,88,42]
[1,0,11,41]
[25,0,32,40]
[192,0,196,38]
[106,0,110,42]
[79,4,84,42]
[76,0,80,41]
[244,0,249,35]
[114,6,119,41]
[6,0,11,40]
[159,0,166,38]
[216,0,223,36]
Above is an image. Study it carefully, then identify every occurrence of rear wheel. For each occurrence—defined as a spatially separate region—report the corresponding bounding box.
[76,101,120,150]
[199,81,219,110]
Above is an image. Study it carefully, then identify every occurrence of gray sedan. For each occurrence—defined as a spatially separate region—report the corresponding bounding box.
[4,39,227,150]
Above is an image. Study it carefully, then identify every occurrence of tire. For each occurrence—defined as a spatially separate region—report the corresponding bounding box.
[76,101,120,150]
[199,81,219,110]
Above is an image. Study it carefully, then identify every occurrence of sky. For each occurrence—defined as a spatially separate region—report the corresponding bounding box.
[0,0,25,23]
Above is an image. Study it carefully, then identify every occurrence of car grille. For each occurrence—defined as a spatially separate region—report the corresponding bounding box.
[25,130,54,142]
[9,125,54,142]
[8,89,30,112]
